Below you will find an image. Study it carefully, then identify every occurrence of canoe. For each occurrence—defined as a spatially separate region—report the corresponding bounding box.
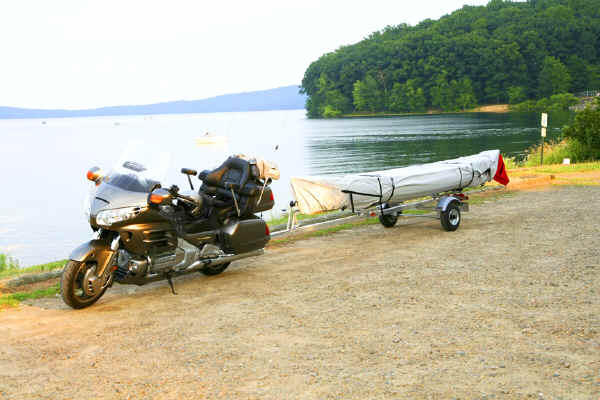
[290,150,509,215]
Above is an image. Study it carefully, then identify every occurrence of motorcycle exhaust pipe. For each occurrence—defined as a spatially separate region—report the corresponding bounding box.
[185,248,265,272]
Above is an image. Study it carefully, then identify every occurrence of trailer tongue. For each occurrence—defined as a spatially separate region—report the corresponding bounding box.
[289,150,509,231]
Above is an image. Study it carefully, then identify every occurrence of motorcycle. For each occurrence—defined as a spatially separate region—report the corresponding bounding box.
[61,152,279,309]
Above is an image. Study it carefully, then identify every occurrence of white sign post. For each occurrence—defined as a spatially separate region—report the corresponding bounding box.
[540,113,548,165]
[541,113,548,128]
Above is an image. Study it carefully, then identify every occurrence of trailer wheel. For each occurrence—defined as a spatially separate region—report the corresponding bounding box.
[379,203,399,228]
[440,202,461,231]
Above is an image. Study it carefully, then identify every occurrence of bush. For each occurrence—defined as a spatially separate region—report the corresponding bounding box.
[322,105,342,118]
[562,100,600,160]
[0,254,19,273]
[510,93,578,113]
[523,140,588,166]
[508,86,527,104]
[505,139,589,168]
[510,99,537,112]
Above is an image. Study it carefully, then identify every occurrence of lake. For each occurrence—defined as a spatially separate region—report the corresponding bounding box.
[0,109,567,266]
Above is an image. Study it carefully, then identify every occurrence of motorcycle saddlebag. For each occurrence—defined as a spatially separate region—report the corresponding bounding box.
[246,186,274,214]
[221,218,270,254]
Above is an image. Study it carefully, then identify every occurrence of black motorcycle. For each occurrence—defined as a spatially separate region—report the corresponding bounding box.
[61,155,277,309]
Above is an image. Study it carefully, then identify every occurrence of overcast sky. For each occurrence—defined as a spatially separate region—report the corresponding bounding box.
[0,0,491,109]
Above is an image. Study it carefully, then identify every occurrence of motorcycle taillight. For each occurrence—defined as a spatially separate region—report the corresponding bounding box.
[270,191,274,201]
[265,223,270,236]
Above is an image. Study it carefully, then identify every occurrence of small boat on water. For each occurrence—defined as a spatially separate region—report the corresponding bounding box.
[196,132,228,147]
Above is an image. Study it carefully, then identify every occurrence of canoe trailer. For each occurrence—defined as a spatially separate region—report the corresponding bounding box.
[280,186,502,234]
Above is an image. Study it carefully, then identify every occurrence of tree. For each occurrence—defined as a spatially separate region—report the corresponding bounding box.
[352,80,368,111]
[562,100,600,159]
[352,74,383,112]
[431,72,453,110]
[388,80,426,113]
[456,78,477,110]
[409,88,427,113]
[323,90,351,117]
[538,56,571,98]
[389,82,409,113]
[322,105,342,118]
[508,86,527,104]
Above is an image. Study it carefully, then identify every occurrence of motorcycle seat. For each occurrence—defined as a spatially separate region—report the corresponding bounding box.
[198,156,269,216]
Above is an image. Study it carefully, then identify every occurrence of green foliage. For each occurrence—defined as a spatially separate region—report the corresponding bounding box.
[456,78,478,111]
[0,259,66,279]
[389,80,426,113]
[0,254,19,273]
[524,140,589,166]
[511,93,577,113]
[508,86,527,104]
[322,105,342,118]
[504,139,593,168]
[562,103,600,159]
[305,73,352,118]
[0,284,60,308]
[538,56,572,98]
[301,0,600,118]
[352,75,383,112]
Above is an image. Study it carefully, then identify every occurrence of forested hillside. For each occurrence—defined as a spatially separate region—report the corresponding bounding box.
[300,0,600,118]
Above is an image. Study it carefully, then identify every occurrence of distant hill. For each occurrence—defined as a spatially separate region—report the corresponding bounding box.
[0,85,306,119]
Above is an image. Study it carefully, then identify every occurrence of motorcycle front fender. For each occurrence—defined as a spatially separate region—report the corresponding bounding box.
[69,239,116,278]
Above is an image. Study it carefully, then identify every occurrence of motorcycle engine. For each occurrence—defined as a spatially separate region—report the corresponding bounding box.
[115,250,148,280]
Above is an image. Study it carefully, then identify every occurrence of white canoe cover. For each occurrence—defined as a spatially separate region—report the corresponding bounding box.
[291,150,508,215]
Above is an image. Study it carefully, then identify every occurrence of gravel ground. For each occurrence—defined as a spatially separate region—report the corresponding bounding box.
[0,185,598,399]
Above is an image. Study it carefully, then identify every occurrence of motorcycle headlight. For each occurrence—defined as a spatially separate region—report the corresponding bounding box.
[96,207,145,227]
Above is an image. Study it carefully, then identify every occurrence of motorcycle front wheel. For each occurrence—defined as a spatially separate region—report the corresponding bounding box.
[61,260,109,309]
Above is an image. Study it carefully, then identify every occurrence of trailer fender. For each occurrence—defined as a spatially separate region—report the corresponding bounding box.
[436,196,460,212]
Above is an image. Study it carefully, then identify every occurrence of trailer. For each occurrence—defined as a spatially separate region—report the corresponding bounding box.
[284,150,510,233]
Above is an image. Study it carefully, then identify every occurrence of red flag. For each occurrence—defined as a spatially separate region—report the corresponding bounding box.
[493,154,510,185]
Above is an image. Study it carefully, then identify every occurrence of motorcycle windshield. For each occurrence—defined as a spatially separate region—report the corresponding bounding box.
[85,146,172,217]
[105,161,163,194]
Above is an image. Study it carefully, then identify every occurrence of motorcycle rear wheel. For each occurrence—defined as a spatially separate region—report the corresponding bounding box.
[61,260,109,309]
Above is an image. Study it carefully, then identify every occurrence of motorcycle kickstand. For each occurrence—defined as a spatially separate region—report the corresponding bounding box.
[166,273,177,295]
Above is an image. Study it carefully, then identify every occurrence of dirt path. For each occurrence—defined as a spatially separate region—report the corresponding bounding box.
[1,186,598,399]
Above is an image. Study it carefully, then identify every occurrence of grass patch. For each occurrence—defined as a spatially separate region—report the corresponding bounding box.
[0,259,67,280]
[505,160,600,180]
[505,140,599,169]
[0,283,60,308]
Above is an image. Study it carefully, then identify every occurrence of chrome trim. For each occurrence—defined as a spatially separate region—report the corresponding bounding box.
[110,235,121,251]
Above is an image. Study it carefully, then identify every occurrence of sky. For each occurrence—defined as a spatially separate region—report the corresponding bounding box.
[0,0,491,109]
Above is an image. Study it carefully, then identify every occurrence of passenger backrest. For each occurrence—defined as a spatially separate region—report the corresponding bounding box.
[199,157,251,190]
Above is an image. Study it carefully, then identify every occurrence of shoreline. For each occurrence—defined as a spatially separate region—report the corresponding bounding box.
[340,104,509,118]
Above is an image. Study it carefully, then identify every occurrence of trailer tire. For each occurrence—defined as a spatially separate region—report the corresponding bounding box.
[379,204,399,228]
[440,202,461,231]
